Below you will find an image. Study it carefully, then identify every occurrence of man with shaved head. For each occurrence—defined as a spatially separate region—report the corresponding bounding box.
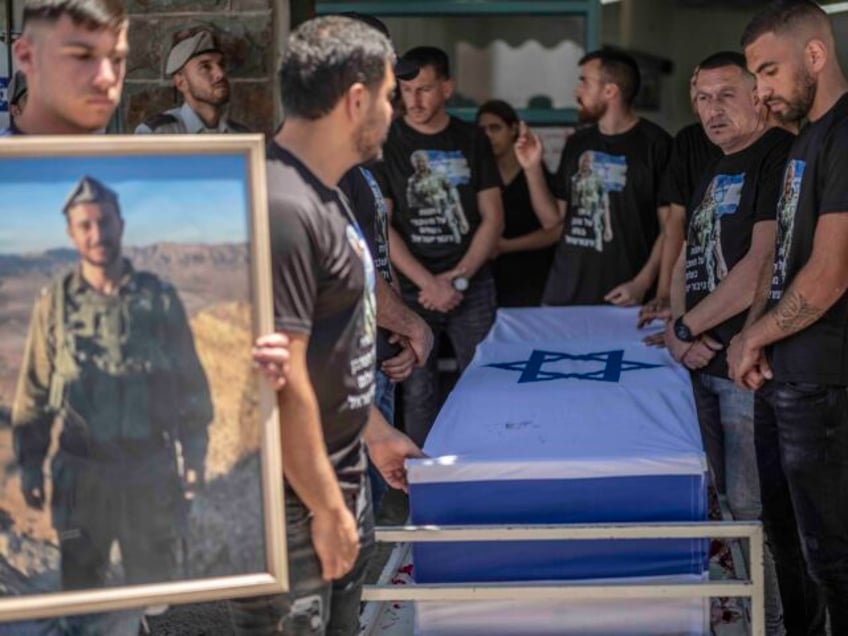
[729,1,848,632]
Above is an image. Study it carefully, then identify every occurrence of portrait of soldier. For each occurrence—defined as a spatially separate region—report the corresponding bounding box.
[572,151,612,252]
[11,175,213,591]
[689,178,729,291]
[405,149,470,243]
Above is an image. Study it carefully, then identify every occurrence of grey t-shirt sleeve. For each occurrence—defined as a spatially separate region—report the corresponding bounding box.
[270,200,319,334]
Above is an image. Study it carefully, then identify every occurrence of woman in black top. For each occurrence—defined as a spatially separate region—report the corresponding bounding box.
[476,100,560,307]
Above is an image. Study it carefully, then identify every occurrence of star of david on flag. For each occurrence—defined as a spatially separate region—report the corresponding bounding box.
[486,349,662,384]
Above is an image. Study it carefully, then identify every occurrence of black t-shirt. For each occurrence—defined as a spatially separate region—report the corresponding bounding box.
[768,93,848,385]
[338,165,399,364]
[542,119,672,306]
[494,169,556,307]
[685,127,794,377]
[661,122,722,207]
[267,143,376,490]
[374,116,501,293]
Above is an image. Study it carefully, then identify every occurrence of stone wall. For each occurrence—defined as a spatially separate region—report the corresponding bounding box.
[122,0,280,135]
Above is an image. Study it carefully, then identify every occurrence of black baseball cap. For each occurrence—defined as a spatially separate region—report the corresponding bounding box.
[338,12,419,81]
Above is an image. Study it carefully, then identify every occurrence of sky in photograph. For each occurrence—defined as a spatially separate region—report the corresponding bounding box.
[0,153,251,254]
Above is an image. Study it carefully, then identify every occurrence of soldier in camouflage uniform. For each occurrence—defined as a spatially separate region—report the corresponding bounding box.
[571,152,612,252]
[12,175,213,590]
[135,28,248,135]
[405,150,469,244]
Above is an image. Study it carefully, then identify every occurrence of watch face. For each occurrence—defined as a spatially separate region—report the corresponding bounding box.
[674,318,692,343]
[452,276,469,292]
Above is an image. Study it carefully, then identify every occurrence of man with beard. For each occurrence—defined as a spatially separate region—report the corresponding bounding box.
[135,27,248,134]
[727,1,848,633]
[227,16,423,635]
[335,12,434,516]
[13,175,213,593]
[517,49,672,307]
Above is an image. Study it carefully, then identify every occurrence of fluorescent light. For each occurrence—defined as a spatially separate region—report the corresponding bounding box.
[601,0,622,4]
[823,2,848,13]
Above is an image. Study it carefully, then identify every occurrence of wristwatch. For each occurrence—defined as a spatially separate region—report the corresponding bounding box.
[673,316,696,343]
[452,276,469,292]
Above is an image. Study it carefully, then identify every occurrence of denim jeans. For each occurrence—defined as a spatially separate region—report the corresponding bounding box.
[367,370,395,514]
[228,479,375,636]
[402,276,496,447]
[691,372,783,635]
[755,381,848,636]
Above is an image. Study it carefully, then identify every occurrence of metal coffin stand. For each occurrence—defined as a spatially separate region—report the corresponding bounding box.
[361,520,764,636]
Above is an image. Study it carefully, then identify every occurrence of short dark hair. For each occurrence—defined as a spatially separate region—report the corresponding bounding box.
[476,99,519,128]
[401,46,450,79]
[697,51,751,75]
[279,15,394,121]
[22,0,127,31]
[741,0,828,48]
[579,48,641,106]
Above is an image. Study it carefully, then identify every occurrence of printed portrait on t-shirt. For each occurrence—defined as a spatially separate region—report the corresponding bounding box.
[344,222,377,393]
[360,168,392,280]
[405,150,471,245]
[771,159,806,300]
[687,173,743,292]
[565,151,627,252]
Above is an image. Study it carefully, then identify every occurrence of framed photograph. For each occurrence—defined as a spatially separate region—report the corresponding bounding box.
[0,136,286,623]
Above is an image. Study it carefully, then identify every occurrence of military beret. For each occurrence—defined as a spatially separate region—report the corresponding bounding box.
[8,71,27,106]
[165,29,221,76]
[62,176,120,215]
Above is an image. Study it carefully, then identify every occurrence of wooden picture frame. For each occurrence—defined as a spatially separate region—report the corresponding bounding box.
[0,135,286,623]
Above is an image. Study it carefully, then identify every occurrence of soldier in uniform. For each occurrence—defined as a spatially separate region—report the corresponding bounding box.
[12,175,214,590]
[135,27,248,134]
[572,152,612,252]
[406,150,469,243]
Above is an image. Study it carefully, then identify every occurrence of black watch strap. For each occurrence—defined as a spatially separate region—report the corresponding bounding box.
[673,316,696,343]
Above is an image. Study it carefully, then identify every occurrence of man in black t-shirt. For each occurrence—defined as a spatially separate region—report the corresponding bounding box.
[518,49,672,307]
[729,3,848,633]
[639,67,723,335]
[374,46,504,446]
[663,52,792,634]
[339,164,434,514]
[228,17,423,635]
[335,13,434,516]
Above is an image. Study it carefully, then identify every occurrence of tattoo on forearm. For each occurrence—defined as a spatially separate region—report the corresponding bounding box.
[773,290,824,333]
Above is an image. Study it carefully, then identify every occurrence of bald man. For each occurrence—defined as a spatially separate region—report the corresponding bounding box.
[728,1,848,633]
